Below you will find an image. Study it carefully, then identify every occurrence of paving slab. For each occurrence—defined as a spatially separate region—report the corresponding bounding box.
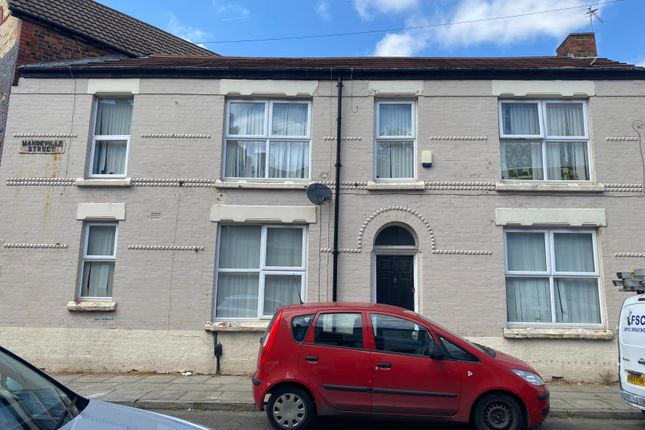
[69,382,120,391]
[104,375,147,383]
[550,383,617,393]
[139,390,188,401]
[565,398,622,410]
[101,389,152,402]
[218,383,253,392]
[138,375,179,383]
[55,373,645,419]
[69,375,114,383]
[203,376,248,384]
[216,391,254,402]
[170,375,216,384]
[179,391,223,402]
[54,375,81,384]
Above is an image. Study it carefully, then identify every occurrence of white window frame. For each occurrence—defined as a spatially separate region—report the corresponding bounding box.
[78,222,118,300]
[504,229,603,327]
[223,100,312,181]
[498,100,591,182]
[374,100,417,181]
[215,224,307,320]
[88,97,133,179]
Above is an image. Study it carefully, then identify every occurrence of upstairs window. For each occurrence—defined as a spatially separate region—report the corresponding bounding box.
[499,100,590,181]
[90,98,133,177]
[224,100,310,180]
[375,101,415,180]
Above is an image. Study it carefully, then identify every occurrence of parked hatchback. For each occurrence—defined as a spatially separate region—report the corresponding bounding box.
[253,303,549,430]
[0,346,212,430]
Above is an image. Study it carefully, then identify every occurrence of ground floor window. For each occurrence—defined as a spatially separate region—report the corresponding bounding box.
[504,229,601,325]
[80,223,117,298]
[216,225,306,319]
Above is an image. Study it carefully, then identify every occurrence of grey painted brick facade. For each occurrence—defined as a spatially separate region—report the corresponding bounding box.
[0,76,644,380]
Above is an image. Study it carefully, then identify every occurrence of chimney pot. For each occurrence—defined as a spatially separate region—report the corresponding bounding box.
[557,33,597,58]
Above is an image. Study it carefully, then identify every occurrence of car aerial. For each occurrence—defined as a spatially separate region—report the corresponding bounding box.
[0,345,212,430]
[252,302,549,430]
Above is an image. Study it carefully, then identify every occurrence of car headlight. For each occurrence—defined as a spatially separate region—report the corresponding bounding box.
[512,369,545,386]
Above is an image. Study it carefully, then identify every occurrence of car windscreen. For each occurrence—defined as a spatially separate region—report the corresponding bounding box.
[0,348,87,430]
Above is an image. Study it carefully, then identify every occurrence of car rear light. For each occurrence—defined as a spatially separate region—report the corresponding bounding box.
[259,309,283,366]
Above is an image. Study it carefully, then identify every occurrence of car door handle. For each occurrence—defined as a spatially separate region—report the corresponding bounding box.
[305,356,319,362]
[638,359,645,365]
[376,362,392,369]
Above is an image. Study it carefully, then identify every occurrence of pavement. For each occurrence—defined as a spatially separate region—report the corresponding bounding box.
[53,373,643,420]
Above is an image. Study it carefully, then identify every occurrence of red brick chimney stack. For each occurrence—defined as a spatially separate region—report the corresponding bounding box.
[556,32,597,58]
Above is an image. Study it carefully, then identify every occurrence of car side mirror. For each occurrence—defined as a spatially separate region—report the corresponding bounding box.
[427,343,445,360]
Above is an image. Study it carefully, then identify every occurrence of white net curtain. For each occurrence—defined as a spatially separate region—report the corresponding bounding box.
[376,103,414,179]
[92,98,132,176]
[226,102,309,179]
[501,102,589,181]
[216,226,304,318]
[505,231,600,324]
[81,225,116,297]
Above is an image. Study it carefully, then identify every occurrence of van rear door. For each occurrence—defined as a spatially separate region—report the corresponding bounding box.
[619,294,645,407]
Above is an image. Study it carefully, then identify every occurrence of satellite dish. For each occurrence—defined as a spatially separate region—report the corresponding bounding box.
[306,183,332,205]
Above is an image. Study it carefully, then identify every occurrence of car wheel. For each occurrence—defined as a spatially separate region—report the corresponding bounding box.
[473,394,524,430]
[266,386,314,430]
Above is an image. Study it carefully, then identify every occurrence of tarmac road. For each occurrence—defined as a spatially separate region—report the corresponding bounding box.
[154,409,645,430]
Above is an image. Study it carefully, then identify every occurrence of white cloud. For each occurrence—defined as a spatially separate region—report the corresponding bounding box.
[435,0,598,47]
[316,1,332,20]
[167,15,210,45]
[212,1,250,20]
[371,0,605,56]
[353,0,418,20]
[374,18,432,56]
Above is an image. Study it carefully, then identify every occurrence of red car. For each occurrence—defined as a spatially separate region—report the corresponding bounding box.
[252,303,549,430]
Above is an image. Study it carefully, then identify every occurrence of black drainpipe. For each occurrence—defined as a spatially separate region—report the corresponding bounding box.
[332,75,343,302]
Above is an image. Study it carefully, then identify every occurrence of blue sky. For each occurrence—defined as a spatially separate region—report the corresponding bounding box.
[98,0,643,65]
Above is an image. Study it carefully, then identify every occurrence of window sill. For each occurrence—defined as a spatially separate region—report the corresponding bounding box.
[204,320,269,333]
[67,301,117,312]
[503,327,613,340]
[214,180,309,190]
[367,181,425,191]
[496,183,605,193]
[75,178,132,187]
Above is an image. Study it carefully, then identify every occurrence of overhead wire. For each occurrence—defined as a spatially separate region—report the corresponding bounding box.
[196,0,624,45]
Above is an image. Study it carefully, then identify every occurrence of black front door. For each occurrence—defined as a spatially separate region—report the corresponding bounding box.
[376,255,414,310]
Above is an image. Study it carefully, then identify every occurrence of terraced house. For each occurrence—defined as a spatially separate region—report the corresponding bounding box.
[0,0,214,161]
[1,32,644,381]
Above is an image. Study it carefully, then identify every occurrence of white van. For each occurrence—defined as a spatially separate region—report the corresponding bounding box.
[619,292,645,412]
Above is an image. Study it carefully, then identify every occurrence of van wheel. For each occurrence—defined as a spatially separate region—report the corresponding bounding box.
[473,394,524,430]
[266,386,314,430]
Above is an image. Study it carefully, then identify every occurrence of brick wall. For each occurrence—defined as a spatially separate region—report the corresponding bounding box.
[556,32,597,58]
[1,77,644,379]
[0,5,120,163]
[0,0,20,161]
[16,19,116,69]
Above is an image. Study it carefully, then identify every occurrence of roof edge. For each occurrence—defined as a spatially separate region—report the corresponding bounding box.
[17,65,645,81]
[9,6,138,57]
[8,1,216,57]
